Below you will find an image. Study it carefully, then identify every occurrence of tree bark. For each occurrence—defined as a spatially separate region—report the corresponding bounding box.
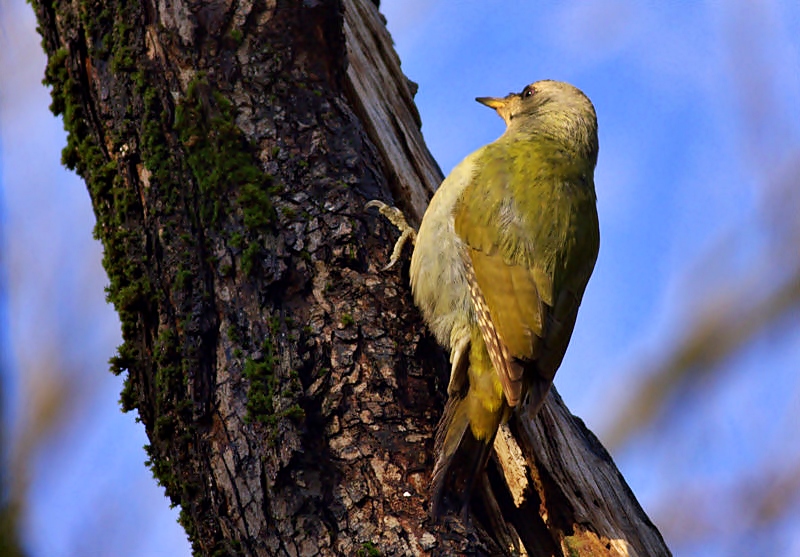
[32,0,671,555]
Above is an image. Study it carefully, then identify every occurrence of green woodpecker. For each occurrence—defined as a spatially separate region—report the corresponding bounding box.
[368,79,599,515]
[406,80,600,516]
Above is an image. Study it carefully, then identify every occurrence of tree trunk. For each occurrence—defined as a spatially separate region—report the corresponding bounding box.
[32,0,671,555]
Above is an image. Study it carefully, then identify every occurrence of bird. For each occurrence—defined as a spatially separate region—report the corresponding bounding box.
[370,79,599,518]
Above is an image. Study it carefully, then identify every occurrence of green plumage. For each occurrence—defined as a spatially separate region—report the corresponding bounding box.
[409,80,600,516]
[456,132,599,383]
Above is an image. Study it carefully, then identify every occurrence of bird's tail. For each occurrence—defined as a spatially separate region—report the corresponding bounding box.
[430,335,507,519]
[430,393,496,519]
[430,337,555,518]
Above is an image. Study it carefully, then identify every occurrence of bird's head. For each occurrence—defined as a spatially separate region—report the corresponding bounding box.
[477,80,598,158]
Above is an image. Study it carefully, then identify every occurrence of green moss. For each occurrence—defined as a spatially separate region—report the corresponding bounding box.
[227,28,243,46]
[243,339,277,424]
[229,232,244,248]
[357,542,382,557]
[174,77,277,230]
[244,330,305,433]
[118,376,137,412]
[283,404,305,421]
[178,508,200,553]
[152,328,187,411]
[174,266,192,291]
[340,313,355,327]
[44,48,69,115]
[240,182,275,229]
[155,414,177,440]
[110,19,135,72]
[111,342,140,412]
[144,442,176,489]
[241,242,261,276]
[109,341,137,376]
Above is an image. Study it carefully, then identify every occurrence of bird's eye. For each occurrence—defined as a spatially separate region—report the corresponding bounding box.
[522,86,534,98]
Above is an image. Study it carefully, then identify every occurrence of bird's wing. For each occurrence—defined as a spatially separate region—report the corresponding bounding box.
[453,143,598,407]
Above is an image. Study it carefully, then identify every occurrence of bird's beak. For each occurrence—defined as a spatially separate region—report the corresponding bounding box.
[475,96,507,110]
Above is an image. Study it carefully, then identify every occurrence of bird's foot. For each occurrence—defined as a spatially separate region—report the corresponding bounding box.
[365,200,418,270]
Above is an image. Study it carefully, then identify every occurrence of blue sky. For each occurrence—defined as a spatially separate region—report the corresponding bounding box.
[2,1,800,555]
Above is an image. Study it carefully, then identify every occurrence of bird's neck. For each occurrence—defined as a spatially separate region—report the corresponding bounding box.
[507,113,598,165]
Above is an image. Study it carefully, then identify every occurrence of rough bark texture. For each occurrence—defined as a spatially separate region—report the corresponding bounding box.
[32,0,671,555]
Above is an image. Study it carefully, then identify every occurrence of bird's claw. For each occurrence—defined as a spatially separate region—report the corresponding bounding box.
[365,200,418,270]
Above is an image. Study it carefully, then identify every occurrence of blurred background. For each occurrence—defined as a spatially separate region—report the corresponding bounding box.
[2,0,799,555]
